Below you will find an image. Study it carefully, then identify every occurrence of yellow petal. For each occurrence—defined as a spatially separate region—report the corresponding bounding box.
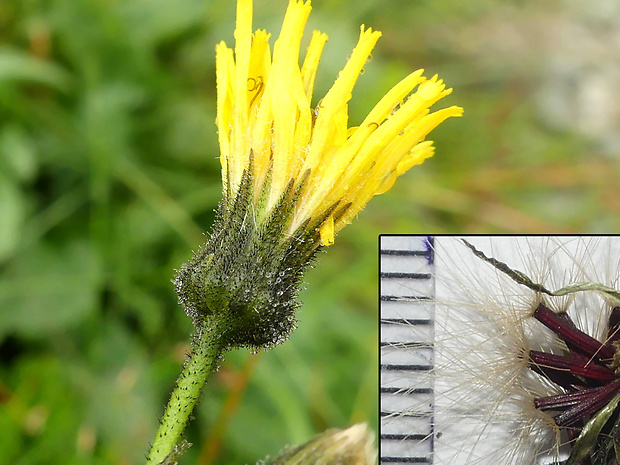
[215,42,235,192]
[215,0,463,248]
[268,0,312,208]
[247,30,271,115]
[319,214,335,246]
[304,26,382,174]
[373,142,435,196]
[397,141,435,176]
[247,30,273,192]
[301,31,328,102]
[231,0,253,184]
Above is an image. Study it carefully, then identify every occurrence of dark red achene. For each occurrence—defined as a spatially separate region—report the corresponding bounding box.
[529,305,620,429]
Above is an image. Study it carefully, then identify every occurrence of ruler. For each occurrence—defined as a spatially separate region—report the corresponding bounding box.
[380,236,435,464]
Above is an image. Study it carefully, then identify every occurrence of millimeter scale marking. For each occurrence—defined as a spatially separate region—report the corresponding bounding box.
[380,236,435,465]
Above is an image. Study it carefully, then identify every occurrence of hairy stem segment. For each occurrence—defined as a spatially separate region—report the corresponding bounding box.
[146,321,225,465]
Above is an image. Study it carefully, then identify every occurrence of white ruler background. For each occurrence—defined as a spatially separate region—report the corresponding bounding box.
[380,235,435,464]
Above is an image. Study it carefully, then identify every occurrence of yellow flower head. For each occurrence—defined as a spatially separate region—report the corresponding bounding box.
[216,0,462,246]
[175,0,462,350]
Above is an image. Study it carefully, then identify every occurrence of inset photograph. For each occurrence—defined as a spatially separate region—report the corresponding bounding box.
[380,236,620,465]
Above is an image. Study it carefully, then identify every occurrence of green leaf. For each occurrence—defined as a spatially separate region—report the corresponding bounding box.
[567,394,620,464]
[0,47,72,91]
[0,241,103,338]
[0,125,38,182]
[551,282,620,305]
[0,176,25,263]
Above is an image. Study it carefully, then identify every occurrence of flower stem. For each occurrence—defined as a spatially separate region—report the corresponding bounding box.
[146,322,225,465]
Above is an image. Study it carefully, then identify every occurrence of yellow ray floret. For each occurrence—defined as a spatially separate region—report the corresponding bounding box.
[215,0,463,246]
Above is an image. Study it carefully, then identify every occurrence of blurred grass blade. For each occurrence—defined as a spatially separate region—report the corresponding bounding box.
[0,47,72,90]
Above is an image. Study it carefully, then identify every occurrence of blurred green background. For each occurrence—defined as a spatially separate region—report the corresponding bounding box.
[1,0,619,463]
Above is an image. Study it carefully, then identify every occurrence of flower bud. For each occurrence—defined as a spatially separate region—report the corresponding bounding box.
[174,168,320,349]
[259,423,377,465]
[176,0,461,350]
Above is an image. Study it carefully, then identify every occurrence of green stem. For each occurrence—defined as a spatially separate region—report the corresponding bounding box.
[146,322,225,465]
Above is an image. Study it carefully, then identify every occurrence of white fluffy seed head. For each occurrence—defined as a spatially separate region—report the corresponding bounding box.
[405,236,620,465]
